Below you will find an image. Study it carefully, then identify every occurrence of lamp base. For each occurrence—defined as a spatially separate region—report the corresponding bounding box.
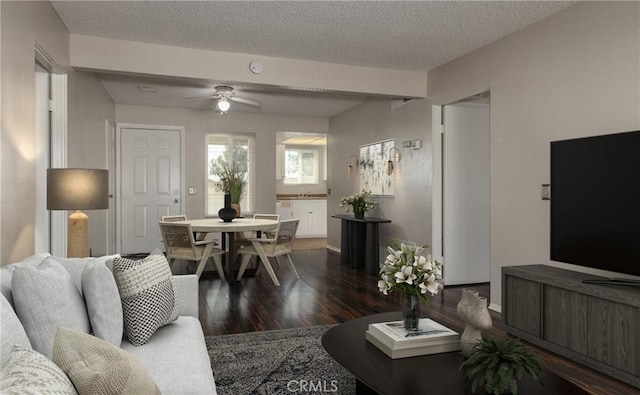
[67,210,89,258]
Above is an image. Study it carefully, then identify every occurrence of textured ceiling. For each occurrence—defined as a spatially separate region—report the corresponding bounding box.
[51,0,576,116]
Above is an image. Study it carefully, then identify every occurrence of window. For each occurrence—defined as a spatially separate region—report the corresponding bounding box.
[206,134,255,216]
[284,148,318,184]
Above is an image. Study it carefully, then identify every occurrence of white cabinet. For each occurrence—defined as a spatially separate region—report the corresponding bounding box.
[283,199,327,238]
[276,200,292,220]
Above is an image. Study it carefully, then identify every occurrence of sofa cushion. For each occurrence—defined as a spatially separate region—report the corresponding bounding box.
[52,255,122,295]
[82,260,124,346]
[52,327,161,395]
[0,294,32,366]
[0,344,78,395]
[112,249,178,346]
[121,316,217,395]
[11,257,91,359]
[0,253,50,307]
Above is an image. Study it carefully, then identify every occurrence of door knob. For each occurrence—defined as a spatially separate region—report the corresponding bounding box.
[174,199,179,203]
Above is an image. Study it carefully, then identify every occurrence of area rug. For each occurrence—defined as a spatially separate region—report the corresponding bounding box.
[206,325,356,395]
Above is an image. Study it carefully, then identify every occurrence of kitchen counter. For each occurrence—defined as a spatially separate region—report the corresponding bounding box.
[276,194,327,200]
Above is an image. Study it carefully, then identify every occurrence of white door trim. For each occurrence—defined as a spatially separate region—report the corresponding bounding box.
[35,64,51,253]
[115,123,186,254]
[431,105,444,264]
[105,119,116,254]
[49,73,68,257]
[35,42,68,256]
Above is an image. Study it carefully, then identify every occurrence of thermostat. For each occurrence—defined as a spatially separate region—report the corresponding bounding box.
[249,61,263,74]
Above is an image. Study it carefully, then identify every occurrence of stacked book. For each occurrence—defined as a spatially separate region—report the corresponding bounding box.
[365,318,460,359]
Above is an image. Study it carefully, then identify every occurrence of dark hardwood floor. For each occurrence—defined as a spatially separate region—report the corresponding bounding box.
[195,248,637,395]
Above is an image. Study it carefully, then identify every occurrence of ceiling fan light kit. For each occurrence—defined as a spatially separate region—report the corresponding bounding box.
[216,97,231,114]
[184,85,262,114]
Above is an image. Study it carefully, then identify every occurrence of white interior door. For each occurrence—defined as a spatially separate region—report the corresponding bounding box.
[120,127,182,254]
[442,100,491,285]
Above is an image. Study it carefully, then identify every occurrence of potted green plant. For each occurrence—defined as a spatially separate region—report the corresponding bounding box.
[213,162,246,217]
[460,335,542,395]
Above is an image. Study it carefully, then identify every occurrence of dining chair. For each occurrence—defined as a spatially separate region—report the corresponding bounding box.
[236,213,280,247]
[159,222,226,280]
[160,215,187,222]
[236,218,299,286]
[160,214,217,243]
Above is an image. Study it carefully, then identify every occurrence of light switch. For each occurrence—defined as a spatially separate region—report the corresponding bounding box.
[188,187,197,195]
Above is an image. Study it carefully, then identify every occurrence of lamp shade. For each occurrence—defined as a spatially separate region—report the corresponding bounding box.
[47,168,109,210]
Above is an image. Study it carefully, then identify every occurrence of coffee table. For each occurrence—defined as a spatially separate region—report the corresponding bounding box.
[322,312,588,395]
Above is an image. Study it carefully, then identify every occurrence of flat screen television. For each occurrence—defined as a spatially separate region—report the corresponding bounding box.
[551,130,640,282]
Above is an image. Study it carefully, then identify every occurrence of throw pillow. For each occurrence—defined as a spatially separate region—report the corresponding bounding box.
[52,327,161,395]
[0,344,78,395]
[81,261,124,346]
[112,249,178,346]
[0,252,51,306]
[11,257,91,359]
[0,294,32,366]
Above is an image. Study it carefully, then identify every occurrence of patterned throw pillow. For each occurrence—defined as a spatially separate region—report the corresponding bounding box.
[0,345,77,395]
[112,249,178,346]
[52,328,161,395]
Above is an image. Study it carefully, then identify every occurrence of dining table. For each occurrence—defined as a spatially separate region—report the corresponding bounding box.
[175,218,280,284]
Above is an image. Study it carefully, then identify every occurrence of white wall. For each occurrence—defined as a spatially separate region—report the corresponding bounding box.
[442,102,490,285]
[115,105,329,219]
[327,99,432,255]
[428,2,640,307]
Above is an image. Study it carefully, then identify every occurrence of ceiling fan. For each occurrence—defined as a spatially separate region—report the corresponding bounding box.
[184,85,262,114]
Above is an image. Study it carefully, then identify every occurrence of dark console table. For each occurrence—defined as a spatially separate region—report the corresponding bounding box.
[322,312,588,395]
[331,214,391,274]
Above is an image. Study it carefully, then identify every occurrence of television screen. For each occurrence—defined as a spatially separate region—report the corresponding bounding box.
[551,130,640,276]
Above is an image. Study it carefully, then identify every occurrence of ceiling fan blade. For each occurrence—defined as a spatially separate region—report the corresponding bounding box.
[183,95,217,101]
[230,96,262,107]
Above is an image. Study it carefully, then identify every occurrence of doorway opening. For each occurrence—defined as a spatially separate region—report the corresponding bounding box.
[432,91,491,285]
[276,131,328,249]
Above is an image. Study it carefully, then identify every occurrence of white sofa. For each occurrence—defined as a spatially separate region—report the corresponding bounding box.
[0,253,217,394]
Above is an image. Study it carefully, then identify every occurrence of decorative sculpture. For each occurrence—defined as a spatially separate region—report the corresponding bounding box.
[457,288,493,356]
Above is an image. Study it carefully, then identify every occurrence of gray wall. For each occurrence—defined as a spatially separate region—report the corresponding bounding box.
[427,1,640,307]
[1,2,116,263]
[67,72,116,256]
[327,99,433,252]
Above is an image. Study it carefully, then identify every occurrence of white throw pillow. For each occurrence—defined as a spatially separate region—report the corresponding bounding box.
[82,260,124,346]
[112,249,178,346]
[0,344,78,395]
[11,257,91,359]
[0,294,32,366]
[52,327,161,395]
[0,253,51,306]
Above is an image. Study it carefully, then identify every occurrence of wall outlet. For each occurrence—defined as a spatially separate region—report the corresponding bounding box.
[541,184,550,200]
[188,187,197,195]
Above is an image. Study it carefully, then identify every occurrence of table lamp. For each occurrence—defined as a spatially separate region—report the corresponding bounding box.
[47,168,109,257]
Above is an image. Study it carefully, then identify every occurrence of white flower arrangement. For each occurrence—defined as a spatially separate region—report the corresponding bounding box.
[339,190,376,217]
[377,242,443,304]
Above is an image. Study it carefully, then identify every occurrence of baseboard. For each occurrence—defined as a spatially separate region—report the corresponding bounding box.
[489,303,502,313]
[326,244,340,254]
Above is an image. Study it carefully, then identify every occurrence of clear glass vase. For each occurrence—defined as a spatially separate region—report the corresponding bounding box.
[403,294,420,331]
